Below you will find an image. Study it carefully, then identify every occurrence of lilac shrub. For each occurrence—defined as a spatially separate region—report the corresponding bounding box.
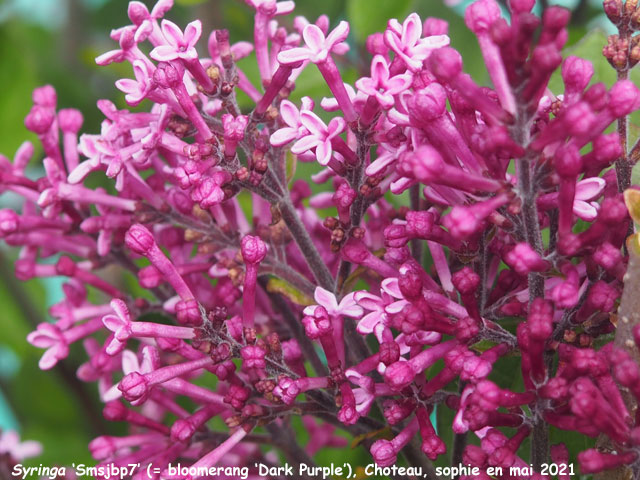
[3,0,640,477]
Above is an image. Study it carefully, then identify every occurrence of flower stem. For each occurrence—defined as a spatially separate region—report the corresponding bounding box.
[278,197,334,291]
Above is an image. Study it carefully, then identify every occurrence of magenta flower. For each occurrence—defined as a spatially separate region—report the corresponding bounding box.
[354,278,407,336]
[150,19,202,62]
[6,0,640,476]
[291,111,345,165]
[384,13,450,71]
[278,21,349,65]
[270,97,314,147]
[355,55,413,109]
[128,0,173,43]
[245,0,295,16]
[115,60,154,106]
[0,431,42,461]
[304,287,363,319]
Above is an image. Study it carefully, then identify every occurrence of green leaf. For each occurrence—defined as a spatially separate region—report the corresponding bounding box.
[350,426,393,449]
[286,150,297,184]
[347,0,414,43]
[266,277,314,305]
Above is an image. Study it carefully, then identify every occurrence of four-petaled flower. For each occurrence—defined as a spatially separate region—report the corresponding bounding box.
[102,299,134,355]
[304,286,363,319]
[270,97,314,147]
[151,19,202,62]
[115,60,154,106]
[355,55,413,109]
[128,0,174,43]
[0,431,42,461]
[354,277,408,337]
[384,13,450,71]
[278,21,349,65]
[26,323,68,370]
[291,111,346,165]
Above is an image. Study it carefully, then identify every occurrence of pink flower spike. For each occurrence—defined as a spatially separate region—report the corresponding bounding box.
[356,55,413,109]
[151,19,202,62]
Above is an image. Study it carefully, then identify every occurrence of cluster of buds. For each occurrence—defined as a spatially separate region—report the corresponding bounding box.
[3,0,640,477]
[603,0,640,70]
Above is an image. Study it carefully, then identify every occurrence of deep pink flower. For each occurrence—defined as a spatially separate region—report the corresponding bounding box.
[278,21,349,65]
[151,19,202,62]
[355,55,413,109]
[270,97,314,147]
[384,13,449,71]
[290,111,346,165]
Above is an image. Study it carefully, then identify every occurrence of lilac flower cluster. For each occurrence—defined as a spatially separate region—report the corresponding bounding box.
[3,0,640,477]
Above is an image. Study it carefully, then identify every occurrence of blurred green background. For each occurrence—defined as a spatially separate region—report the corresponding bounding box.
[0,0,618,472]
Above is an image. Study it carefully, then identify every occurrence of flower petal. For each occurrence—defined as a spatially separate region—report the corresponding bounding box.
[160,19,184,47]
[356,312,381,334]
[300,110,328,136]
[279,100,300,127]
[275,1,295,15]
[151,0,174,17]
[314,286,338,311]
[315,140,332,166]
[573,200,599,221]
[401,13,423,48]
[183,20,202,47]
[303,24,327,53]
[371,55,389,85]
[354,291,384,311]
[291,135,321,154]
[575,176,605,201]
[277,47,313,65]
[150,45,179,62]
[270,127,298,147]
[121,350,140,374]
[326,117,346,137]
[326,21,350,49]
[385,74,413,95]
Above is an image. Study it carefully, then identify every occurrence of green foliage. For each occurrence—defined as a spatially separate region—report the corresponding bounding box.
[347,0,414,43]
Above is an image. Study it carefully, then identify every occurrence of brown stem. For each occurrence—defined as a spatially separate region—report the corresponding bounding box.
[278,198,335,291]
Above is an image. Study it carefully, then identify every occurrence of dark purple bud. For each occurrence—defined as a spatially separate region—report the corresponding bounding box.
[175,298,202,326]
[125,224,156,255]
[452,267,480,295]
[379,341,400,365]
[153,61,185,89]
[241,235,267,264]
[427,47,463,83]
[398,269,423,300]
[118,371,150,404]
[465,0,501,34]
[24,105,55,134]
[370,439,397,467]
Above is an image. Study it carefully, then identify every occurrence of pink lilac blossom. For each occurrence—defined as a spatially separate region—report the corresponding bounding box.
[3,0,640,478]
